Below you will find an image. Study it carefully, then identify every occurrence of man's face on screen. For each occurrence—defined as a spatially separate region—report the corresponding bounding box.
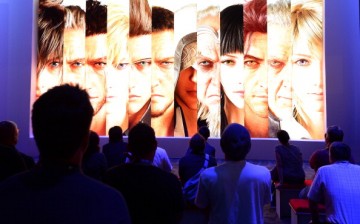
[267,25,292,119]
[85,34,107,115]
[63,28,86,87]
[128,35,152,116]
[151,30,175,118]
[244,32,268,118]
[196,31,221,108]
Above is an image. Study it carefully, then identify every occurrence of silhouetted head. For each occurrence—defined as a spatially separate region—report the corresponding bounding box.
[108,126,123,143]
[329,142,351,163]
[128,123,157,160]
[277,130,290,145]
[325,126,344,146]
[0,120,19,147]
[85,131,100,157]
[221,123,251,161]
[189,133,205,154]
[32,84,93,162]
[198,126,210,140]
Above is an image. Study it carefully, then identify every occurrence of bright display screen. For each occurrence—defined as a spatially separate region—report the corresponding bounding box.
[32,0,325,139]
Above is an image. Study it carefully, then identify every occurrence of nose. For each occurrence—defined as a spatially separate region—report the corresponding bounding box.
[190,68,197,83]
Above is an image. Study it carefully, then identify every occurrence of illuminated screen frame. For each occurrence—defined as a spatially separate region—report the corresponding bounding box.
[31,0,326,140]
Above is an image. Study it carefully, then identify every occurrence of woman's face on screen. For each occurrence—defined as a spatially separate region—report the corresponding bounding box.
[292,38,324,117]
[220,52,244,109]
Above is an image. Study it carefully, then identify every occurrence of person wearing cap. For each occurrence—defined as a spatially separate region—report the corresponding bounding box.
[195,123,271,223]
[174,32,198,137]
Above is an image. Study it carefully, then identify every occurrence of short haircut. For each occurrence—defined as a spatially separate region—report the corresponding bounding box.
[198,126,210,140]
[85,131,100,156]
[326,126,344,143]
[129,0,151,37]
[220,4,244,55]
[32,84,93,160]
[330,142,351,162]
[189,133,205,154]
[0,121,18,146]
[152,6,174,32]
[267,0,290,27]
[243,0,267,41]
[37,4,64,75]
[220,123,251,161]
[108,126,123,143]
[128,123,157,158]
[277,130,290,144]
[65,5,85,30]
[86,0,107,36]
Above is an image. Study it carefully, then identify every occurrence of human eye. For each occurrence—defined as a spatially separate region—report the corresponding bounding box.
[159,60,174,69]
[134,59,151,71]
[72,61,84,67]
[116,63,129,70]
[294,59,310,66]
[221,59,235,66]
[244,59,260,69]
[196,59,215,72]
[268,59,285,70]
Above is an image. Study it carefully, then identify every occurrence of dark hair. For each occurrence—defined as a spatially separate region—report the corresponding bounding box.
[277,130,290,144]
[0,121,17,146]
[244,0,267,41]
[128,123,157,158]
[108,126,123,143]
[86,0,107,36]
[198,126,210,140]
[189,133,205,154]
[37,4,64,75]
[84,131,100,157]
[220,123,251,161]
[32,84,93,160]
[130,0,151,37]
[220,4,244,55]
[330,142,351,162]
[326,126,344,143]
[152,6,174,32]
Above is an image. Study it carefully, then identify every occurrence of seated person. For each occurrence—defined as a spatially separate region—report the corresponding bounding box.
[308,142,360,223]
[105,123,184,224]
[271,130,305,185]
[0,85,130,223]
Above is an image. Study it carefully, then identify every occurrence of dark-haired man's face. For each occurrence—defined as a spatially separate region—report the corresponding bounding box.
[151,30,175,117]
[36,56,63,98]
[85,34,107,115]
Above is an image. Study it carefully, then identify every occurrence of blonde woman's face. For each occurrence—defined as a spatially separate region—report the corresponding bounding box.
[291,37,324,116]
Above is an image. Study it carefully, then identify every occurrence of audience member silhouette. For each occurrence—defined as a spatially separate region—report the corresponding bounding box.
[0,85,130,223]
[82,131,108,181]
[185,126,216,157]
[105,123,184,224]
[271,130,305,185]
[195,123,271,223]
[153,147,173,172]
[308,142,360,223]
[0,121,29,182]
[103,126,128,168]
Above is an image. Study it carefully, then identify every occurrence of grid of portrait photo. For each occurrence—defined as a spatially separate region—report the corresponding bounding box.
[33,0,325,139]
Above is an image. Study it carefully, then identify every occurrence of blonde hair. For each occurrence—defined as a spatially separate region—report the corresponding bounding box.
[107,2,129,67]
[291,0,323,48]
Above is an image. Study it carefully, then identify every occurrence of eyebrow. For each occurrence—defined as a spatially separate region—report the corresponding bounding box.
[87,57,107,63]
[133,58,152,63]
[244,54,264,62]
[66,58,85,63]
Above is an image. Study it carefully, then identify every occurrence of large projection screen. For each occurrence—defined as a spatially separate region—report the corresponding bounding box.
[32,0,326,140]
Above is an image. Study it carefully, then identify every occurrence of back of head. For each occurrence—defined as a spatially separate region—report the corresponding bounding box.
[152,6,174,32]
[220,123,251,161]
[220,4,244,55]
[198,126,210,140]
[329,142,351,163]
[86,0,107,36]
[128,123,157,159]
[0,121,18,147]
[189,133,205,154]
[108,126,123,143]
[85,131,100,156]
[326,126,344,143]
[277,130,290,144]
[32,84,93,161]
